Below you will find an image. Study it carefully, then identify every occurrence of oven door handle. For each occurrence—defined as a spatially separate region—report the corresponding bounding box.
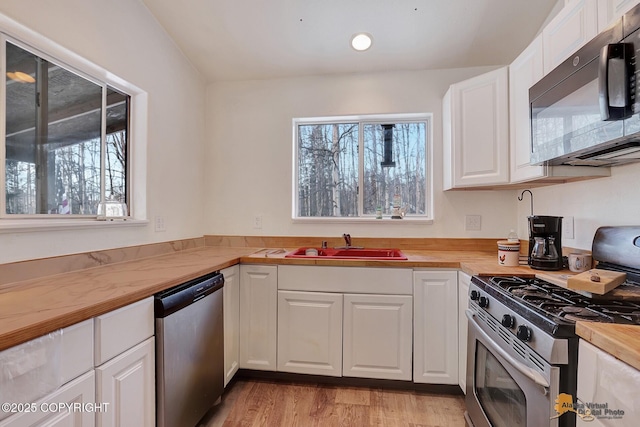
[466,309,550,388]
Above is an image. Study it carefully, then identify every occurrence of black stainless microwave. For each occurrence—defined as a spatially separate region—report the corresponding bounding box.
[530,4,640,166]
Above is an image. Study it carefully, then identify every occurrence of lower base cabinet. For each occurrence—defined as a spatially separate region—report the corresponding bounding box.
[276,290,413,380]
[343,294,413,380]
[222,265,240,386]
[413,270,459,384]
[95,337,155,427]
[0,371,96,427]
[277,291,343,376]
[239,265,278,371]
[577,339,639,427]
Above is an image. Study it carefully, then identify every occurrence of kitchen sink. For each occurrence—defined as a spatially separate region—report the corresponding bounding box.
[284,247,407,260]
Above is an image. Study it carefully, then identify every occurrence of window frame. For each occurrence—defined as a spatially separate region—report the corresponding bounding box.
[292,113,433,223]
[0,13,147,229]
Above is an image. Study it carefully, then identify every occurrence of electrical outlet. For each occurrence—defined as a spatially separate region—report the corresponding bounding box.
[563,216,574,239]
[154,215,166,232]
[465,215,482,231]
[253,215,262,229]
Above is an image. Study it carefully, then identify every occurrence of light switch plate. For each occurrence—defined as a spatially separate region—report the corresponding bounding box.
[465,215,481,231]
[154,215,166,232]
[563,216,574,239]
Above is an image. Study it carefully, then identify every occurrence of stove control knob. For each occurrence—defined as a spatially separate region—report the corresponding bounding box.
[501,314,515,328]
[470,290,480,300]
[516,325,532,342]
[478,296,489,308]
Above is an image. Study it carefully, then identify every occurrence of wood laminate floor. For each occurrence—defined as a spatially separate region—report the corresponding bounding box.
[200,378,467,427]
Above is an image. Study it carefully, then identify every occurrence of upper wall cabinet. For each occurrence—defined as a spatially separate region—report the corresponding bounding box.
[443,67,509,190]
[598,0,640,30]
[509,36,546,183]
[543,0,599,74]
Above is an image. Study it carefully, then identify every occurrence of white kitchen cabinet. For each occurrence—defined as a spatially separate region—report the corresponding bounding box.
[543,0,599,74]
[443,67,509,189]
[597,0,639,30]
[0,319,94,423]
[509,35,546,183]
[458,272,471,393]
[222,265,240,386]
[0,371,96,427]
[94,298,155,427]
[94,297,154,366]
[95,338,155,427]
[277,265,413,381]
[413,270,459,384]
[343,293,412,381]
[577,339,640,426]
[277,290,343,376]
[239,264,278,371]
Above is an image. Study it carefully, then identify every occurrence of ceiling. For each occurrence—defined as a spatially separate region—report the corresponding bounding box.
[141,0,558,82]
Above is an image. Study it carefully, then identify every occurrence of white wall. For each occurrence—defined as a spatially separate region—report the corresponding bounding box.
[205,69,519,239]
[517,164,640,250]
[0,0,207,263]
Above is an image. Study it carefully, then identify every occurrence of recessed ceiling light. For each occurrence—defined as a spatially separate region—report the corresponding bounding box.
[351,33,373,51]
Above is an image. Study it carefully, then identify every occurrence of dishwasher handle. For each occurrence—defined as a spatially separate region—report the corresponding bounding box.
[155,272,224,318]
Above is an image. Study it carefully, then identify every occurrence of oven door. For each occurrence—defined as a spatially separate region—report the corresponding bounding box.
[465,309,561,427]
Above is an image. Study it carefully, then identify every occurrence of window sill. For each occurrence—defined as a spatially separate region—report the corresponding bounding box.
[292,217,434,225]
[0,218,149,234]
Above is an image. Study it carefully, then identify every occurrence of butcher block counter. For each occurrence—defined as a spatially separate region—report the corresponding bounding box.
[1,237,639,371]
[0,243,528,351]
[576,322,640,371]
[0,246,256,352]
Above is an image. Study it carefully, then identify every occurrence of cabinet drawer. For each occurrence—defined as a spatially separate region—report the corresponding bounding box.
[0,320,93,422]
[278,265,412,294]
[94,297,154,366]
[61,319,94,385]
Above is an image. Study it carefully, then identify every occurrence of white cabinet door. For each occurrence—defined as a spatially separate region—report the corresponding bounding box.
[95,337,155,427]
[222,265,240,386]
[458,272,471,393]
[577,339,639,427]
[0,371,95,427]
[343,294,413,381]
[509,35,547,183]
[598,0,639,31]
[413,270,459,384]
[277,291,343,376]
[443,67,509,189]
[239,265,278,371]
[543,0,598,74]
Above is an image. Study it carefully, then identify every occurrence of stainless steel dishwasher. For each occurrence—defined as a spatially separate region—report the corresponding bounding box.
[155,271,224,427]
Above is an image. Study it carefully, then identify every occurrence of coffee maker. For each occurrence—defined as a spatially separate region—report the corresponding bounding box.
[528,215,563,270]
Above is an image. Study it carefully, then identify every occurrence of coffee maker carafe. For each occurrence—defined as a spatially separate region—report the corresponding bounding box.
[528,215,563,270]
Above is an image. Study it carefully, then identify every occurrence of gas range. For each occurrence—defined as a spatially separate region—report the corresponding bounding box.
[465,226,640,427]
[469,274,640,360]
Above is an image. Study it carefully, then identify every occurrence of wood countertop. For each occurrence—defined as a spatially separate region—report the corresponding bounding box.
[576,322,640,371]
[2,244,638,368]
[0,246,256,351]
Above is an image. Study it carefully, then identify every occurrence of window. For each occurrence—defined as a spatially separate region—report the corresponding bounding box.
[294,114,431,220]
[2,38,130,217]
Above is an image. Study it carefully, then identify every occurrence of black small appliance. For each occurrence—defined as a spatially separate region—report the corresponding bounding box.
[528,215,563,270]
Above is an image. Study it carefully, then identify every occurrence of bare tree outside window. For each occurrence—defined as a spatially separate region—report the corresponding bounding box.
[295,117,429,219]
[4,40,129,216]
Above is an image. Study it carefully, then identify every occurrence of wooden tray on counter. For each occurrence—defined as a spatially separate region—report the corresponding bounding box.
[536,272,640,301]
